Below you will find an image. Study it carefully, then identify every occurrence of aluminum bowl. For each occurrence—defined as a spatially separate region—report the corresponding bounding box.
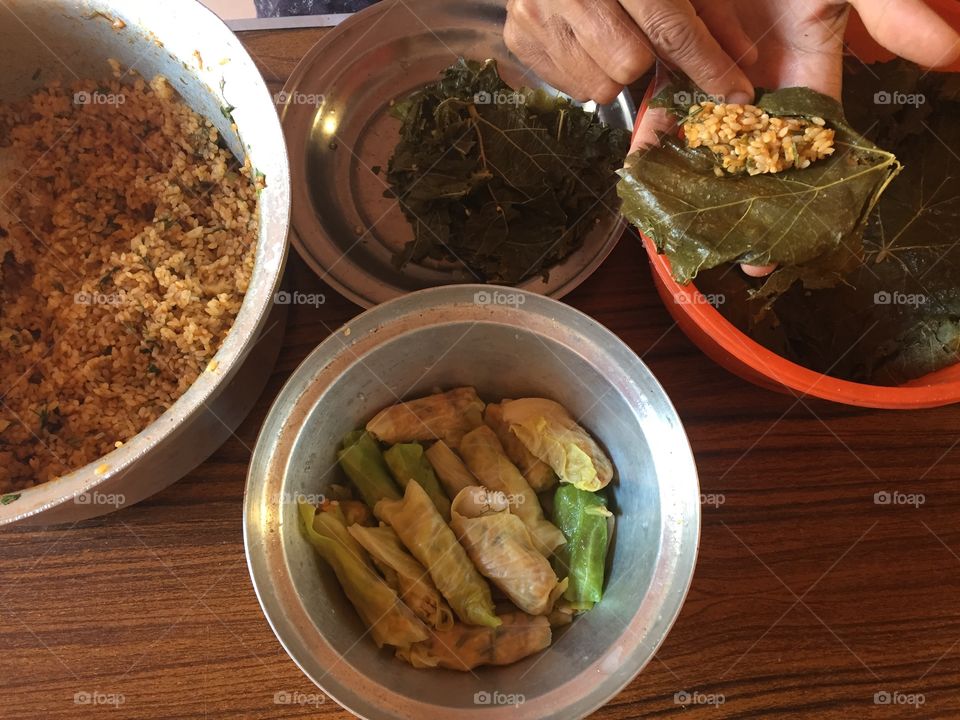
[245,285,699,719]
[0,0,290,525]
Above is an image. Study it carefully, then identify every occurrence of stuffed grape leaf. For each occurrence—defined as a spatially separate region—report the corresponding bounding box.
[617,78,901,285]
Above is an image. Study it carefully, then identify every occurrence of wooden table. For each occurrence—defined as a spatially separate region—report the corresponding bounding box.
[3,27,960,720]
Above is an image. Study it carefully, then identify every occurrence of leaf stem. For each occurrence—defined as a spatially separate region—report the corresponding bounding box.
[467,104,489,175]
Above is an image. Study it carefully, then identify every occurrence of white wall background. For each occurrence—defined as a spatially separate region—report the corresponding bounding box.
[200,0,257,20]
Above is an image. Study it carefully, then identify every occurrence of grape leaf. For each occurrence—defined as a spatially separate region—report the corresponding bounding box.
[617,79,901,285]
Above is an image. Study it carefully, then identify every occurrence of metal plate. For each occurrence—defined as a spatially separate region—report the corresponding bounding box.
[281,0,635,308]
[244,284,700,720]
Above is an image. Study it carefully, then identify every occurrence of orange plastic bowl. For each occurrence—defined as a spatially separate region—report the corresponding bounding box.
[635,1,960,409]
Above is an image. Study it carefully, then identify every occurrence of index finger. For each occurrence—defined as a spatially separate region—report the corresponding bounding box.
[621,0,754,103]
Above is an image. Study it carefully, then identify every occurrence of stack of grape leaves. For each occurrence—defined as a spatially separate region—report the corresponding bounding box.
[387,58,630,284]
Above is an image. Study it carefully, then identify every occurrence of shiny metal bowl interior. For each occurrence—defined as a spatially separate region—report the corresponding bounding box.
[282,0,635,308]
[0,0,290,526]
[245,285,700,720]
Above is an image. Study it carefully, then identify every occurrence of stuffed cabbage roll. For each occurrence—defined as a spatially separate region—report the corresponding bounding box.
[459,426,566,556]
[375,481,500,628]
[349,524,455,630]
[450,486,561,616]
[308,502,371,568]
[366,387,485,448]
[484,403,557,492]
[424,440,479,499]
[552,484,611,608]
[338,431,402,510]
[396,611,551,671]
[382,443,451,520]
[501,398,614,492]
[298,502,428,648]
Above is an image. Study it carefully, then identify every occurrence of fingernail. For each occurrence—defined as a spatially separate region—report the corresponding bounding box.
[726,91,754,105]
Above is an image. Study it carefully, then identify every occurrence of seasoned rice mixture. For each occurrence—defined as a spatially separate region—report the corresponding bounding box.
[683,101,836,176]
[0,75,259,491]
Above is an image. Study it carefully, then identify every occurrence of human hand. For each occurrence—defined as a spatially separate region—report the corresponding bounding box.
[505,0,960,276]
[505,0,960,109]
[629,0,960,275]
[504,0,758,105]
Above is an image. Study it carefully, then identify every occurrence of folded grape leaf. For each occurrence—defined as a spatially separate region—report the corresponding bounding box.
[617,78,901,285]
[386,58,630,284]
[697,61,960,384]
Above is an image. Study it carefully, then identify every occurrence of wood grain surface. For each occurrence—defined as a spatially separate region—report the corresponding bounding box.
[2,26,960,720]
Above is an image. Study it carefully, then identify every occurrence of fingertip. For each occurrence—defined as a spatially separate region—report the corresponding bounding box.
[726,89,755,106]
[593,84,625,105]
[702,65,755,106]
[724,67,757,105]
[741,263,777,277]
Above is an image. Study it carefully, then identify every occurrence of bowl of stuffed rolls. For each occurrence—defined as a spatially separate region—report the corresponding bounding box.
[244,284,700,720]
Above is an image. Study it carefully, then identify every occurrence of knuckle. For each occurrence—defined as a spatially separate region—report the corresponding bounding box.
[504,16,543,61]
[503,19,524,53]
[643,10,700,60]
[508,0,542,27]
[547,14,578,49]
